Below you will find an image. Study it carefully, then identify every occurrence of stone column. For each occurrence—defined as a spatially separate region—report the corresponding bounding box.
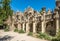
[18,23,21,30]
[56,12,59,34]
[56,19,59,33]
[23,23,25,31]
[9,24,13,31]
[11,23,15,31]
[41,11,46,33]
[41,21,45,33]
[33,22,36,33]
[26,22,29,33]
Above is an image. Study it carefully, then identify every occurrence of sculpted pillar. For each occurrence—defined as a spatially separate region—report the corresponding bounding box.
[56,12,59,34]
[26,22,30,33]
[33,22,36,33]
[56,19,59,33]
[23,23,25,31]
[11,22,15,31]
[18,23,21,30]
[9,24,13,31]
[42,21,45,33]
[41,11,46,33]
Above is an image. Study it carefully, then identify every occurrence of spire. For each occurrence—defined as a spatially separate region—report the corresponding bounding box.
[47,9,51,14]
[27,6,33,11]
[55,7,59,11]
[42,7,46,11]
[24,6,34,12]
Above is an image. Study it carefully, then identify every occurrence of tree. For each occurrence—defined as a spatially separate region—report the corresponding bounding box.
[2,0,13,17]
[0,0,13,25]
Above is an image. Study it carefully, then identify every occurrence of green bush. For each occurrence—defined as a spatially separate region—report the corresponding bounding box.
[51,38,58,41]
[4,27,9,32]
[28,32,33,36]
[38,32,51,40]
[18,29,25,33]
[51,29,60,41]
[51,37,60,41]
[57,30,60,39]
[14,28,18,32]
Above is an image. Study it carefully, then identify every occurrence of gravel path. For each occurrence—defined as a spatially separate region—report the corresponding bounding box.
[0,30,48,41]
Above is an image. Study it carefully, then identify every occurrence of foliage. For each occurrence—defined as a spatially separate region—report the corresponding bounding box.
[28,32,33,36]
[4,26,9,32]
[38,32,51,40]
[0,0,13,25]
[51,29,60,41]
[14,28,25,33]
[56,30,60,39]
[51,37,58,41]
[18,29,25,33]
[14,28,18,32]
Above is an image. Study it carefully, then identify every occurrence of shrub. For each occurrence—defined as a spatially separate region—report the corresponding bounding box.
[28,32,33,36]
[14,28,18,32]
[38,32,51,40]
[51,37,58,41]
[51,36,60,41]
[4,26,9,32]
[51,29,60,41]
[57,30,60,39]
[18,29,25,33]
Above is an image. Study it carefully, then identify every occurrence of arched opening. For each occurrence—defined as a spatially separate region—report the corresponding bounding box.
[21,24,23,29]
[14,24,18,28]
[29,22,33,32]
[24,23,26,32]
[46,21,56,36]
[36,22,41,33]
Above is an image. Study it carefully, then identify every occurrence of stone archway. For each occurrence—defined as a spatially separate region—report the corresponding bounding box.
[24,23,26,32]
[36,22,41,33]
[46,21,56,36]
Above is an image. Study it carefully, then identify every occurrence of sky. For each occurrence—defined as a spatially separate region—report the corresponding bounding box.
[10,0,56,12]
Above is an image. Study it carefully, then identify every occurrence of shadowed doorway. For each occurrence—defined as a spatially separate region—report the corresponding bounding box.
[46,21,56,36]
[29,22,33,32]
[36,22,41,33]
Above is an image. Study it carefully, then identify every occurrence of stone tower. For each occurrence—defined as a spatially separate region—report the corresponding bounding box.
[56,0,60,28]
[56,0,60,7]
[56,0,60,11]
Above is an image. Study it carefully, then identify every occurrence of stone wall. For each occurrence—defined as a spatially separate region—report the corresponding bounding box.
[5,4,60,36]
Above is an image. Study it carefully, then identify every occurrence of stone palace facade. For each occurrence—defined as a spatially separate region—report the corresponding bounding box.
[5,0,60,36]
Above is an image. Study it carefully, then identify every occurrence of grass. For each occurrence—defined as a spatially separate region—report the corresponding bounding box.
[28,32,33,36]
[14,28,25,33]
[51,29,60,41]
[14,28,18,32]
[18,29,25,33]
[37,32,51,40]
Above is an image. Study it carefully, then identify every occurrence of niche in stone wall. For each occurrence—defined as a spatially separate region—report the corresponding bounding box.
[29,22,33,32]
[36,22,42,33]
[46,21,56,36]
[14,24,18,28]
